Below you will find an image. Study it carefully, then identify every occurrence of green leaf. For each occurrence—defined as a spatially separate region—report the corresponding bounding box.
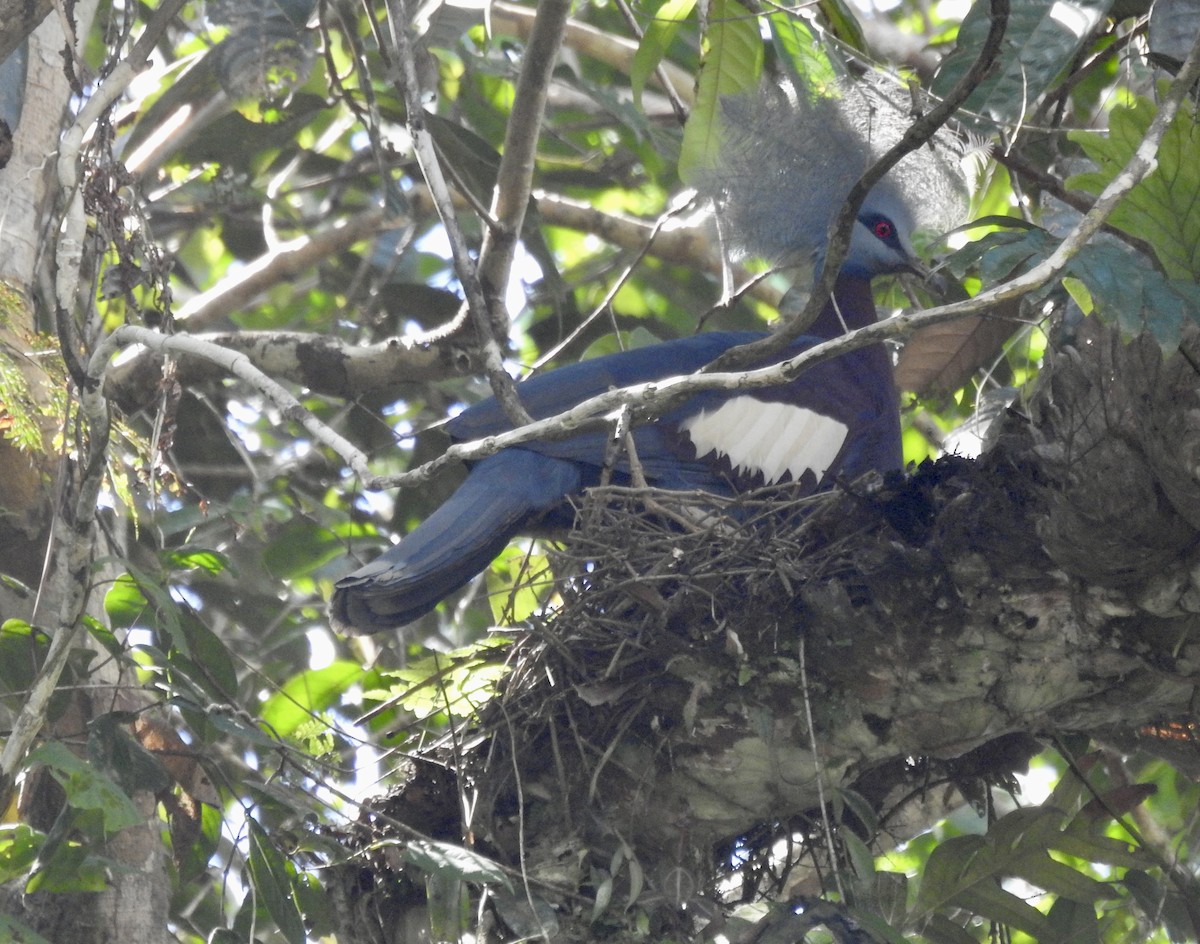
[0,622,49,707]
[1066,243,1200,350]
[814,0,867,52]
[914,833,987,913]
[366,641,510,720]
[487,543,551,624]
[423,111,502,206]
[1046,896,1100,944]
[27,742,142,834]
[632,0,696,109]
[847,908,910,944]
[949,879,1052,939]
[919,912,979,944]
[260,660,365,739]
[841,829,875,884]
[401,838,513,891]
[104,574,149,628]
[1123,869,1197,943]
[767,13,837,91]
[932,0,1113,128]
[0,825,43,884]
[912,806,1095,936]
[87,714,172,796]
[167,545,231,576]
[1070,92,1200,280]
[247,817,307,944]
[171,611,240,700]
[678,0,763,184]
[1051,832,1149,869]
[1018,854,1110,903]
[0,913,53,944]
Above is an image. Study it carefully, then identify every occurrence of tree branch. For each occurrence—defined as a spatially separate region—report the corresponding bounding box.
[103,329,467,406]
[476,0,571,324]
[386,0,532,428]
[174,209,392,330]
[89,325,376,480]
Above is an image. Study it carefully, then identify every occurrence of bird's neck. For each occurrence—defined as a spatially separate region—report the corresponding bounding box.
[808,273,879,339]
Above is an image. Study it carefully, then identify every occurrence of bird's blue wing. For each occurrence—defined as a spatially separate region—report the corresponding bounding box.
[446,331,899,494]
[446,332,767,441]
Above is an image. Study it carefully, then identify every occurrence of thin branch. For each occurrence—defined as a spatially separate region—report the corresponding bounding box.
[175,209,391,329]
[89,325,376,481]
[385,0,532,427]
[476,0,571,319]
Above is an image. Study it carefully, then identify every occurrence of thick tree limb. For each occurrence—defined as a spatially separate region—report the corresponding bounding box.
[0,0,53,63]
[104,329,468,408]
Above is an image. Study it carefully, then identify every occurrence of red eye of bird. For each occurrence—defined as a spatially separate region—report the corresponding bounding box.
[873,219,894,240]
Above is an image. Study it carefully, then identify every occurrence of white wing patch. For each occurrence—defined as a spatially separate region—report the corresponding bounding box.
[680,397,849,485]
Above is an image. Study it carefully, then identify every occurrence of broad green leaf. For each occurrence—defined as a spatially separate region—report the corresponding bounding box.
[248,817,306,944]
[632,0,696,109]
[1019,854,1110,902]
[365,643,510,720]
[424,111,502,205]
[171,611,240,701]
[933,0,1113,127]
[104,573,149,628]
[0,622,49,706]
[678,0,762,184]
[1051,832,1149,869]
[401,838,513,891]
[1070,92,1200,280]
[262,519,349,580]
[815,0,868,51]
[260,660,365,739]
[913,834,987,913]
[1123,869,1197,943]
[87,713,173,796]
[984,805,1069,855]
[0,825,42,884]
[767,13,838,93]
[27,742,142,834]
[0,913,53,944]
[949,879,1053,939]
[1046,896,1100,944]
[919,912,979,944]
[168,545,231,575]
[847,908,910,944]
[24,842,109,893]
[913,806,1093,935]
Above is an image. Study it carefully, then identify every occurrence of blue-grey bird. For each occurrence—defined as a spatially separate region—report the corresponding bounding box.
[331,77,965,634]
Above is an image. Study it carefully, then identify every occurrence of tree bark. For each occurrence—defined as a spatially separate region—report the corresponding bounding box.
[0,7,174,943]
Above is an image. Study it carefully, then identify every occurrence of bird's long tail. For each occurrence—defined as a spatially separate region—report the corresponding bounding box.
[330,450,582,634]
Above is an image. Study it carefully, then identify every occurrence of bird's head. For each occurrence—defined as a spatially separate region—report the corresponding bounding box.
[843,187,923,280]
[697,76,965,286]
